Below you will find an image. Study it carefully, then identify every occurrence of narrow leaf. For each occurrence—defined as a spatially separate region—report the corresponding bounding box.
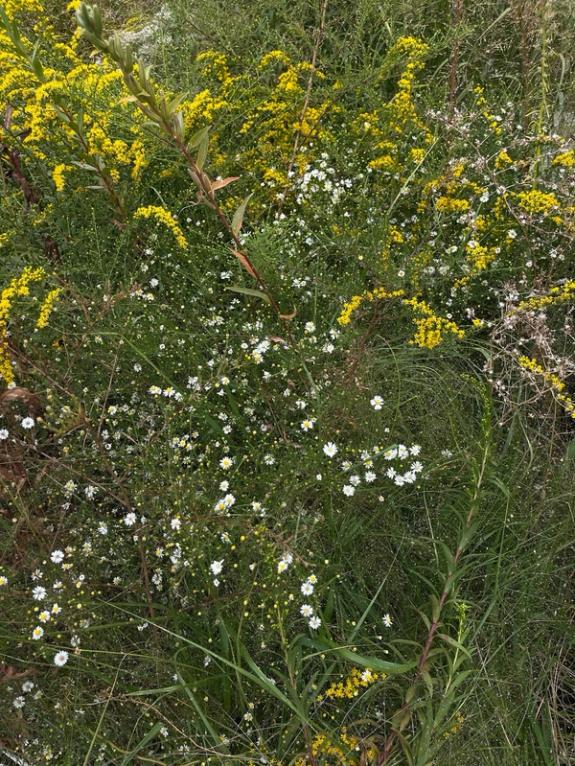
[211,176,240,192]
[232,250,258,280]
[225,285,271,304]
[232,193,253,237]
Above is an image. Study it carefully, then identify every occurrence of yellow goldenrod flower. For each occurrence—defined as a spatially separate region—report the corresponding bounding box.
[518,355,575,418]
[0,266,46,385]
[134,205,188,249]
[36,288,62,329]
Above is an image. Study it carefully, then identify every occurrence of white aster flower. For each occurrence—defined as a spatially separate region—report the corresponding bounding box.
[301,580,314,596]
[308,616,322,630]
[53,651,69,667]
[323,442,338,458]
[210,559,224,576]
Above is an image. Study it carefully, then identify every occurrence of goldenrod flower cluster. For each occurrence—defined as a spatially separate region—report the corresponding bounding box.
[552,149,575,168]
[3,0,43,20]
[293,730,365,766]
[360,37,432,175]
[514,189,561,215]
[518,355,575,418]
[495,149,513,168]
[474,85,502,135]
[514,280,575,313]
[52,164,72,192]
[403,297,465,349]
[443,711,466,739]
[36,288,62,330]
[435,195,471,213]
[337,287,406,326]
[316,667,383,702]
[0,9,150,193]
[338,289,465,350]
[0,267,46,384]
[134,205,188,249]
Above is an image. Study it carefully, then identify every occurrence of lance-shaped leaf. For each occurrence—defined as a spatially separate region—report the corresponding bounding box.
[225,286,271,304]
[232,249,258,279]
[305,638,417,674]
[211,176,240,192]
[232,192,253,237]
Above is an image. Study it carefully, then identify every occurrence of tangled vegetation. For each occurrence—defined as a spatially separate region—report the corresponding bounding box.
[0,0,573,764]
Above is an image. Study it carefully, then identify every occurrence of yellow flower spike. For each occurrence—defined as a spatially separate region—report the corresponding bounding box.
[52,164,72,192]
[518,356,575,419]
[0,267,46,385]
[36,288,62,330]
[134,205,188,249]
[513,280,575,314]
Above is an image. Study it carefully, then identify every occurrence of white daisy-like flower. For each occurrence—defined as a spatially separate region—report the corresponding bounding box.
[301,580,314,596]
[370,395,384,410]
[365,471,376,483]
[124,512,137,527]
[300,604,314,617]
[32,586,46,601]
[210,560,224,576]
[53,650,69,667]
[32,626,44,640]
[323,442,338,458]
[21,417,35,429]
[300,418,316,432]
[308,616,322,630]
[342,485,355,497]
[277,553,293,574]
[219,456,233,470]
[50,550,64,564]
[383,613,393,628]
[0,429,8,440]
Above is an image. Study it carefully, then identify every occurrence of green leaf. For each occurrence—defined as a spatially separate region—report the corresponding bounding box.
[196,130,209,169]
[437,633,472,658]
[232,193,253,237]
[188,125,210,151]
[176,672,222,748]
[119,722,163,765]
[225,285,271,304]
[306,639,417,674]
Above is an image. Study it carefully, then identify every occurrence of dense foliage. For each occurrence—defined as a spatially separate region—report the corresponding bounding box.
[0,1,573,764]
